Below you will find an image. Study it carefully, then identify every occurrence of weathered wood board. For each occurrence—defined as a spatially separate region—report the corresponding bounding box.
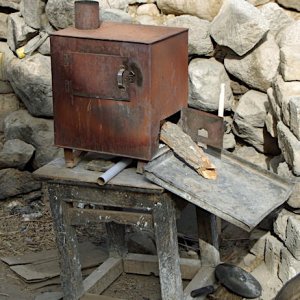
[34,158,162,192]
[1,242,108,282]
[145,150,294,231]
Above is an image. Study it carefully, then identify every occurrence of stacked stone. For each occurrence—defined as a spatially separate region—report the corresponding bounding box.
[0,1,299,197]
[262,209,300,284]
[0,0,299,295]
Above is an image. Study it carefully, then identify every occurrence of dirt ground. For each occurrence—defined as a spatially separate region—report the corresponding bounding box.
[0,193,270,300]
[0,195,167,300]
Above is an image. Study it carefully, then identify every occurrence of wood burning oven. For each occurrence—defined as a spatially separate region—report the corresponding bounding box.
[50,1,188,161]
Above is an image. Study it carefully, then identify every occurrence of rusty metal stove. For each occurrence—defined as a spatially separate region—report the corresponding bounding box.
[50,1,188,162]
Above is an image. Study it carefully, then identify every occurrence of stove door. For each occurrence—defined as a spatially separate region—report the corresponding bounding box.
[68,52,133,101]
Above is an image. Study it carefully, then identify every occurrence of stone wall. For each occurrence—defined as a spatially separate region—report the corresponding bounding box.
[0,0,300,293]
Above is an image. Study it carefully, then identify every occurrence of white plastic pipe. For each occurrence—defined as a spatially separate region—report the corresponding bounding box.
[97,158,132,185]
[218,83,225,117]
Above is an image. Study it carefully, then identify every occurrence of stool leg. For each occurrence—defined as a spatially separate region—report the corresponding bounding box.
[196,207,220,266]
[106,222,127,258]
[153,194,184,300]
[48,186,84,300]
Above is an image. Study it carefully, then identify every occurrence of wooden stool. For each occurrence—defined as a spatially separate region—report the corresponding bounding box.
[35,158,203,300]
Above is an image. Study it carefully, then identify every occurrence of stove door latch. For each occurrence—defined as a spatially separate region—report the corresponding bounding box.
[117,66,135,90]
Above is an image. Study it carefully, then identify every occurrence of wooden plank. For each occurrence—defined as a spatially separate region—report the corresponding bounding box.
[123,253,201,280]
[48,183,159,210]
[48,191,84,300]
[183,266,215,300]
[68,207,153,230]
[160,122,217,180]
[152,194,184,299]
[145,150,293,231]
[81,294,125,300]
[83,258,123,295]
[196,208,220,267]
[1,242,107,267]
[34,158,163,192]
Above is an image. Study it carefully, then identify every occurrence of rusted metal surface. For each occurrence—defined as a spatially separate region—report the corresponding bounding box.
[53,21,188,44]
[74,1,100,30]
[179,107,224,149]
[51,22,188,160]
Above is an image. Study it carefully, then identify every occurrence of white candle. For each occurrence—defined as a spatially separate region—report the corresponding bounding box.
[218,83,225,117]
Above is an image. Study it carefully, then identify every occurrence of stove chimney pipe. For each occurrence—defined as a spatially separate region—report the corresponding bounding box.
[75,0,100,30]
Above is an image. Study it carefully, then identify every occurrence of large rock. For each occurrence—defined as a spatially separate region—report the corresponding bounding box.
[0,0,21,10]
[4,110,62,169]
[233,145,269,169]
[45,0,75,29]
[265,235,284,276]
[0,42,15,81]
[0,81,13,94]
[0,168,41,200]
[210,0,269,56]
[247,0,270,5]
[267,88,282,122]
[290,97,300,140]
[0,93,20,132]
[7,12,37,52]
[101,9,133,23]
[279,247,300,283]
[188,58,233,112]
[233,90,279,154]
[234,90,269,128]
[129,0,155,3]
[265,111,278,138]
[20,0,46,29]
[224,34,279,92]
[273,75,300,127]
[0,13,7,40]
[0,139,35,170]
[277,121,300,175]
[259,3,293,38]
[46,0,129,29]
[136,3,160,16]
[156,0,224,21]
[277,0,300,12]
[277,20,300,48]
[287,181,300,209]
[165,15,213,56]
[280,46,300,81]
[285,215,300,260]
[6,53,52,117]
[274,208,295,241]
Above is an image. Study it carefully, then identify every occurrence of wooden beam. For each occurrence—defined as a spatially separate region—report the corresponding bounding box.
[68,207,153,230]
[123,253,201,280]
[83,258,123,295]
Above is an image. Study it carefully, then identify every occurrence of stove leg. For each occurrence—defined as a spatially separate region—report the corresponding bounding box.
[64,148,85,168]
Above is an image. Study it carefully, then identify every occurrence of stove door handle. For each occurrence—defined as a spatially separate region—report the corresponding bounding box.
[117,66,126,90]
[117,66,135,90]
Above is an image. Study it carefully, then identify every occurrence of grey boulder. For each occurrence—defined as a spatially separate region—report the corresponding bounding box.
[6,53,53,117]
[0,168,41,200]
